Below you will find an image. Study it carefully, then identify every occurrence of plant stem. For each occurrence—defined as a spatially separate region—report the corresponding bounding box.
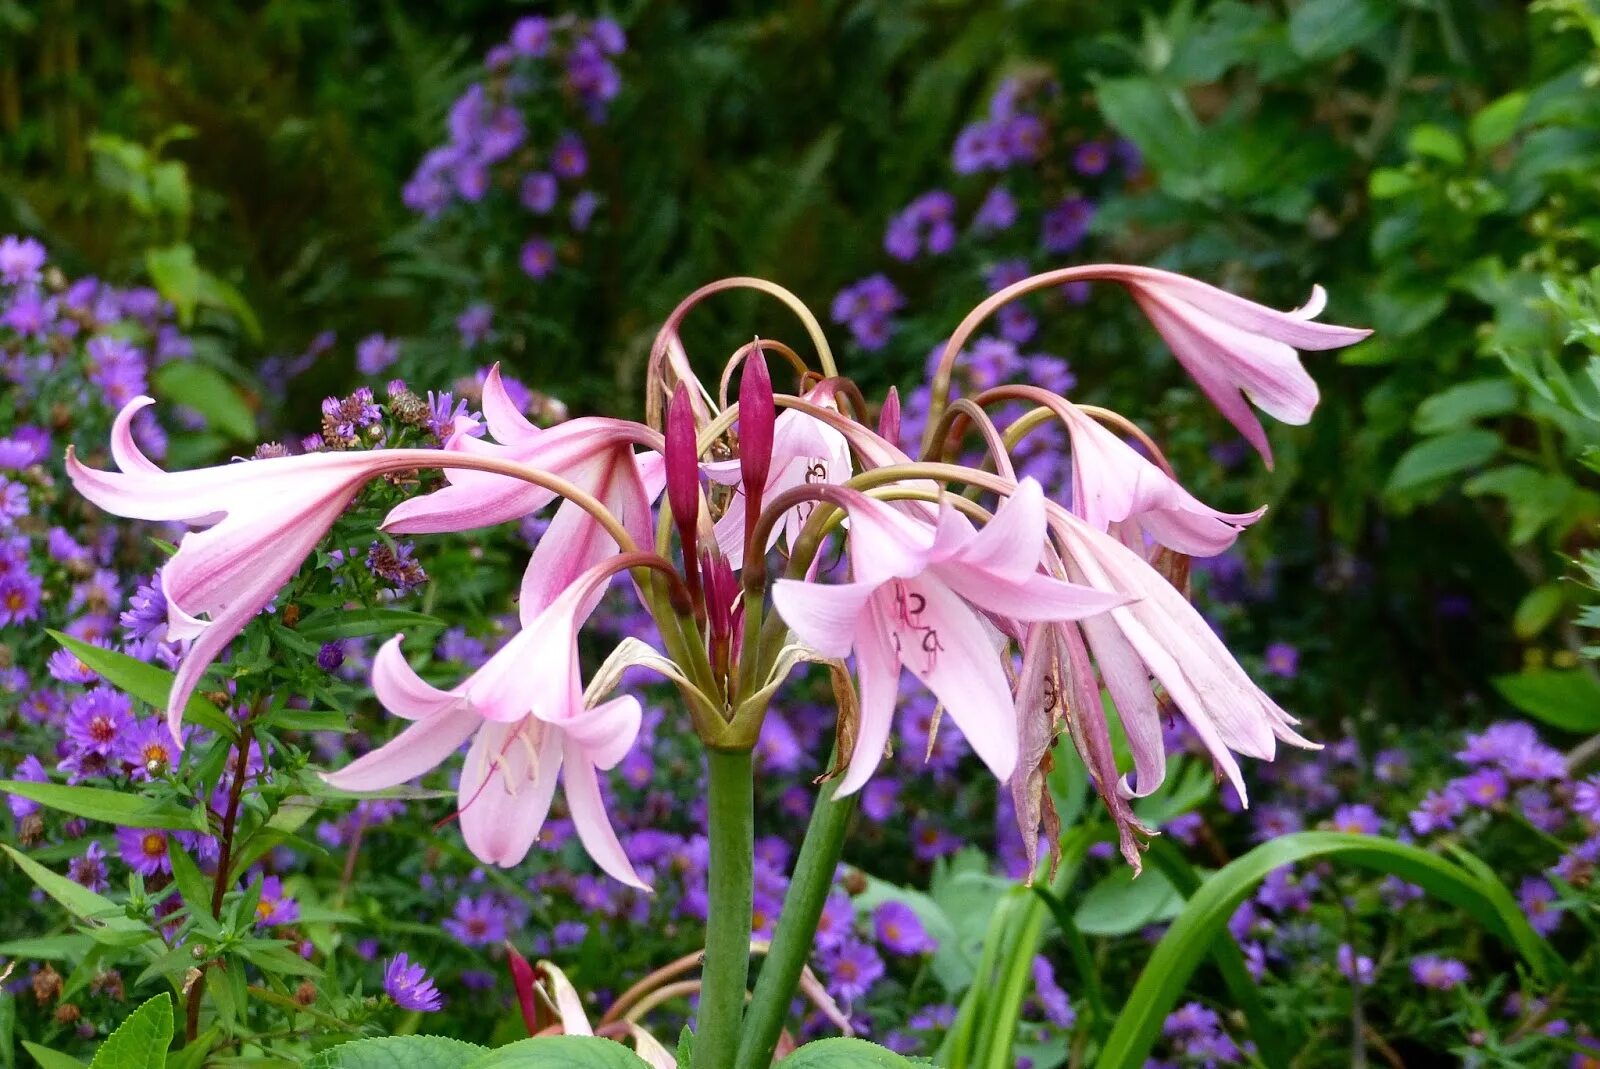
[695,748,755,1069]
[734,773,856,1069]
[186,723,256,1043]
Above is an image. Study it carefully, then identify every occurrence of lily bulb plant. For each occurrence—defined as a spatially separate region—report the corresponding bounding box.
[68,264,1368,1068]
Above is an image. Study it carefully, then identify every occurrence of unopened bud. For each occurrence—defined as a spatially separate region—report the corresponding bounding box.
[504,942,541,1037]
[738,345,775,508]
[878,386,901,445]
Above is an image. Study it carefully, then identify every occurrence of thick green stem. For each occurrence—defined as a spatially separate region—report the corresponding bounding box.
[734,772,856,1069]
[695,749,755,1069]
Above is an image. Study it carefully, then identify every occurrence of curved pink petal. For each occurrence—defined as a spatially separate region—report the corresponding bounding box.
[546,694,640,771]
[372,635,460,721]
[836,595,901,796]
[458,720,562,868]
[770,577,878,660]
[320,707,478,792]
[930,477,1048,583]
[563,747,647,890]
[481,363,541,444]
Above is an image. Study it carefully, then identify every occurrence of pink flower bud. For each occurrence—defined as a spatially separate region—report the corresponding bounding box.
[504,942,543,1036]
[665,383,701,536]
[878,386,901,445]
[738,347,775,504]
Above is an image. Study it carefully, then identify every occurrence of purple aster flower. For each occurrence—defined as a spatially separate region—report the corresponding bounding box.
[444,893,510,947]
[1329,804,1380,836]
[6,755,47,819]
[551,132,588,179]
[570,190,600,231]
[47,645,101,685]
[121,718,184,781]
[951,122,1005,174]
[1031,956,1075,1028]
[1072,140,1111,176]
[909,1003,955,1032]
[1374,748,1410,784]
[366,539,427,592]
[65,689,135,756]
[1410,954,1469,991]
[384,953,443,1012]
[861,778,899,822]
[812,892,856,951]
[510,15,550,57]
[0,235,47,284]
[519,237,558,280]
[1251,804,1303,842]
[1517,878,1563,936]
[1453,768,1509,809]
[1575,775,1600,822]
[1337,943,1374,986]
[910,817,962,862]
[1,289,52,337]
[1164,1002,1221,1038]
[317,642,345,672]
[874,900,937,955]
[254,875,300,927]
[553,920,588,950]
[1041,197,1094,254]
[1409,788,1464,834]
[1000,113,1047,162]
[1263,642,1299,678]
[820,938,884,1002]
[117,826,172,877]
[0,478,27,526]
[590,18,627,54]
[1457,722,1539,767]
[69,841,109,894]
[356,334,399,376]
[119,570,168,641]
[456,303,493,348]
[520,172,559,214]
[970,185,1018,234]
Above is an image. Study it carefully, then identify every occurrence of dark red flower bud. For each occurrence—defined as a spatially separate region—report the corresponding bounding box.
[504,942,543,1036]
[738,346,775,505]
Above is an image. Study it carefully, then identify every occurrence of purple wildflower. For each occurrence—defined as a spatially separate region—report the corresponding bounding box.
[874,900,937,955]
[356,334,399,376]
[117,826,172,877]
[1329,804,1380,836]
[0,235,46,283]
[820,938,884,1002]
[1263,641,1299,678]
[69,842,109,894]
[384,953,443,1012]
[443,893,510,947]
[1410,954,1469,991]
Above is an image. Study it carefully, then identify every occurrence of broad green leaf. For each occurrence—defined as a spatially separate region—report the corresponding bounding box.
[1092,77,1201,192]
[1385,430,1500,496]
[462,1035,652,1068]
[1073,866,1183,937]
[152,361,255,441]
[1287,0,1392,59]
[1470,91,1529,150]
[0,782,205,832]
[1412,379,1519,434]
[1095,833,1557,1069]
[294,608,446,643]
[778,1038,920,1066]
[21,1043,86,1069]
[87,994,171,1069]
[1492,670,1600,733]
[48,632,234,739]
[1367,167,1418,199]
[2,845,151,944]
[306,1037,488,1069]
[1406,124,1466,166]
[144,245,201,324]
[1512,583,1567,641]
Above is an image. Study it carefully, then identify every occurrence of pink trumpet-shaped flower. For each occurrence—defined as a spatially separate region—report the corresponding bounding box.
[771,478,1131,794]
[383,364,663,538]
[1109,266,1369,465]
[1059,401,1264,557]
[707,383,852,569]
[67,398,455,735]
[323,560,647,886]
[1049,506,1316,805]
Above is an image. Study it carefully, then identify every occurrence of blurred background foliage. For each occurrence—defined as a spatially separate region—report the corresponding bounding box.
[3,0,1598,744]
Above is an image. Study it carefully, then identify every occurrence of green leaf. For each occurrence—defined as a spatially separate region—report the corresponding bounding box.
[152,361,255,441]
[1470,91,1529,151]
[1492,670,1600,733]
[48,631,234,739]
[1385,430,1500,496]
[778,1038,920,1066]
[1095,833,1556,1069]
[21,1043,86,1069]
[1073,866,1183,937]
[144,245,202,324]
[2,845,151,945]
[87,994,172,1069]
[305,1036,487,1069]
[1512,583,1567,641]
[1287,0,1392,59]
[1367,167,1418,199]
[1093,77,1202,192]
[294,608,446,643]
[1412,379,1519,434]
[1407,124,1466,166]
[461,1035,652,1068]
[0,782,205,832]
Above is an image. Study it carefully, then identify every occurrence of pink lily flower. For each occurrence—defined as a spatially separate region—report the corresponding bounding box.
[1048,506,1316,806]
[706,383,852,568]
[1059,401,1264,557]
[771,478,1131,794]
[1108,266,1370,465]
[322,560,647,887]
[67,397,454,735]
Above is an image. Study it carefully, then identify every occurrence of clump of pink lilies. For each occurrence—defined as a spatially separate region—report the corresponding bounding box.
[69,264,1367,1069]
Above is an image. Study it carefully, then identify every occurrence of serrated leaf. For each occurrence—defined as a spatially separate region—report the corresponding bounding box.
[1492,670,1600,732]
[777,1038,921,1066]
[462,1036,652,1068]
[87,994,171,1069]
[152,361,255,441]
[48,632,235,739]
[0,782,205,832]
[305,1037,488,1069]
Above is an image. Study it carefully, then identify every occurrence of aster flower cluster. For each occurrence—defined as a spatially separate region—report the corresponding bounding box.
[832,72,1141,352]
